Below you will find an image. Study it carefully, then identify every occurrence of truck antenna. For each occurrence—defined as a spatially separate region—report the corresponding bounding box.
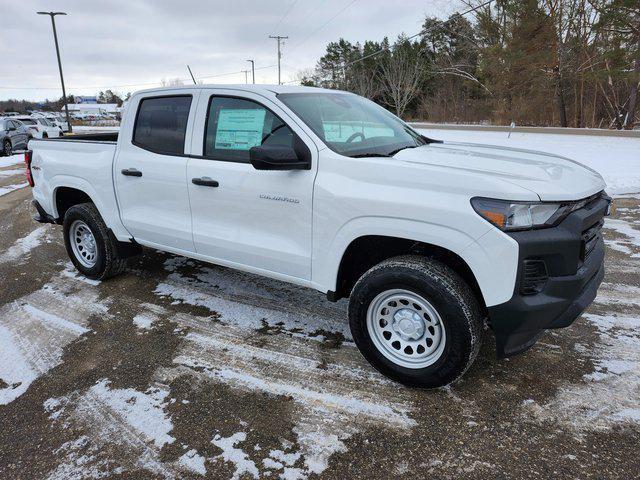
[187,65,197,85]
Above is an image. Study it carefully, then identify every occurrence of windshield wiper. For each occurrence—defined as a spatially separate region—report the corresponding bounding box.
[349,153,391,158]
[387,145,419,156]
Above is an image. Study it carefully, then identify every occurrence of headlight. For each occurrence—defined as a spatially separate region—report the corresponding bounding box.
[471,197,573,231]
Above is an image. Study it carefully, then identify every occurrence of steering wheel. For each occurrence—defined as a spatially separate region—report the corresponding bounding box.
[346,132,365,143]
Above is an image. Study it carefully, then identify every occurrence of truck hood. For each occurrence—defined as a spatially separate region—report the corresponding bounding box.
[395,141,606,201]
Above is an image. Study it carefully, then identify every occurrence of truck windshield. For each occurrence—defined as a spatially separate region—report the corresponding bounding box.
[278,92,427,158]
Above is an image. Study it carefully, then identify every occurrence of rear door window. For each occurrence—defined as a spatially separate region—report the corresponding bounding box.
[133,95,192,155]
[204,96,294,162]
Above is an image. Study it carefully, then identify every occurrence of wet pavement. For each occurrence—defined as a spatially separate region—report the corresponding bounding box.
[0,159,639,479]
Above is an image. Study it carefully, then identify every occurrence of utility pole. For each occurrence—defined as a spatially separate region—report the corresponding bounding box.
[269,35,288,85]
[242,70,250,84]
[37,11,72,133]
[246,59,255,84]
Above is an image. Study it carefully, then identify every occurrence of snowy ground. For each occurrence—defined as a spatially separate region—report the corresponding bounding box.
[417,128,640,196]
[0,134,639,478]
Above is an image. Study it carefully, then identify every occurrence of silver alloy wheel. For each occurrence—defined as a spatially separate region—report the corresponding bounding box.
[366,289,446,369]
[69,220,98,268]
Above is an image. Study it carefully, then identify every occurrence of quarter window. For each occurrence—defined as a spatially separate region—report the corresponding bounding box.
[133,95,192,155]
[204,97,294,162]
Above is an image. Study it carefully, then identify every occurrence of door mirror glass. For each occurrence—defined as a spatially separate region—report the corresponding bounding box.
[250,145,310,171]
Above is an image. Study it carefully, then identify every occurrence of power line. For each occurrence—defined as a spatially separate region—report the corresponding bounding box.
[287,0,359,54]
[0,64,278,91]
[273,0,299,32]
[342,0,495,69]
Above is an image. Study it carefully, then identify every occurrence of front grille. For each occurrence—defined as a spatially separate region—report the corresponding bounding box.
[521,259,549,295]
[581,220,603,261]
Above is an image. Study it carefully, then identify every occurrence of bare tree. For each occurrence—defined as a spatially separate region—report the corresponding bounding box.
[378,47,423,118]
[160,77,185,87]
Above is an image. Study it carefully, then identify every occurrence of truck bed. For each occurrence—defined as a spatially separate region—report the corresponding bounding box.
[44,132,119,143]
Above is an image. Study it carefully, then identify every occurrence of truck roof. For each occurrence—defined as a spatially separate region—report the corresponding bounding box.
[133,84,345,97]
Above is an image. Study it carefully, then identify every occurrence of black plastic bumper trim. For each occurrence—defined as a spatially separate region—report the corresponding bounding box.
[488,194,609,358]
[31,200,58,224]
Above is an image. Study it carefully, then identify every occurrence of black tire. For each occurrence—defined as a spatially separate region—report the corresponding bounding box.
[42,132,48,139]
[63,203,127,280]
[2,140,11,157]
[348,255,483,388]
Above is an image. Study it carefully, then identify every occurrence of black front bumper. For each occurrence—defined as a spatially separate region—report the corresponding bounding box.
[488,193,610,357]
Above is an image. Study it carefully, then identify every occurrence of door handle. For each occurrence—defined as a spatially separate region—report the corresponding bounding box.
[121,168,142,177]
[192,177,219,187]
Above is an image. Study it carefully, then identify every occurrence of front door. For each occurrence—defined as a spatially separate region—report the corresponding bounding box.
[114,92,199,252]
[187,91,317,280]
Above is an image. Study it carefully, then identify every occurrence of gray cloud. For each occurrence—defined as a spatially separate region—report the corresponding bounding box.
[0,0,461,101]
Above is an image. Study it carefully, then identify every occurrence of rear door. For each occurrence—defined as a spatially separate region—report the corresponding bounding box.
[186,89,317,280]
[114,91,199,252]
[9,120,28,149]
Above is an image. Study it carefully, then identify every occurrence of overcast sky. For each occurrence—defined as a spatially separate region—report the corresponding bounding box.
[0,0,464,101]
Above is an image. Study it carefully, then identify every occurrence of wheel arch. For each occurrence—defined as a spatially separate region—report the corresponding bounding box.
[330,235,487,312]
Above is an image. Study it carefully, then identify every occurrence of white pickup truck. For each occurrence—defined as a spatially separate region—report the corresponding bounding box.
[26,85,610,387]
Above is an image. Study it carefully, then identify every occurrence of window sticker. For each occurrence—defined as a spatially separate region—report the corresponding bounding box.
[215,108,266,150]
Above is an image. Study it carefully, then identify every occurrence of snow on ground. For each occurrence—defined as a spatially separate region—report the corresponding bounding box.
[0,168,24,177]
[0,272,108,405]
[525,310,640,431]
[418,128,640,196]
[0,225,51,264]
[44,380,177,479]
[0,182,28,197]
[0,153,23,169]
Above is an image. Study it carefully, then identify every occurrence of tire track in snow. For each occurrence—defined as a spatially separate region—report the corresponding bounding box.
[0,270,108,405]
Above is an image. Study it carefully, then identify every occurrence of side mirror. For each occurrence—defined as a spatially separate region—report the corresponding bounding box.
[250,143,311,171]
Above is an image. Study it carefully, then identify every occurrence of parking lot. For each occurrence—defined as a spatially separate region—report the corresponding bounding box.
[0,153,639,479]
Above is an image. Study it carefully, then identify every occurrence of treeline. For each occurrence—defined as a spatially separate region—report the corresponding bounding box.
[299,0,639,129]
[1,90,130,115]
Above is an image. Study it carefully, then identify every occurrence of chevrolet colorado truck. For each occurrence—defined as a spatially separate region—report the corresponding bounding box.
[26,85,610,387]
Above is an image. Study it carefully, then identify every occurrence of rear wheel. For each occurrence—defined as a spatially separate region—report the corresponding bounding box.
[348,255,483,388]
[2,140,11,156]
[63,203,127,280]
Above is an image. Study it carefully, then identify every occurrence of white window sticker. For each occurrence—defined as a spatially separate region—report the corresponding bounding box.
[215,108,266,150]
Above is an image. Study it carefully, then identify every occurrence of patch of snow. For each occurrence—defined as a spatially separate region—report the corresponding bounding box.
[133,314,156,331]
[604,218,640,255]
[61,262,102,285]
[0,272,103,405]
[0,225,49,264]
[178,449,207,476]
[418,128,640,196]
[0,167,25,177]
[0,182,28,197]
[525,312,640,431]
[211,432,259,479]
[45,380,176,478]
[0,154,23,168]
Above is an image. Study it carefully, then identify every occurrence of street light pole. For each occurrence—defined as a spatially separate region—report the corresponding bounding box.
[246,59,255,84]
[37,11,72,133]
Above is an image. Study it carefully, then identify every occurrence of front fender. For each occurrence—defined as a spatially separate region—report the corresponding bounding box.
[313,216,518,308]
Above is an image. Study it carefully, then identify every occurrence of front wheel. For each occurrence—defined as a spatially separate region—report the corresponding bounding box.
[2,140,11,156]
[63,203,127,280]
[348,255,483,388]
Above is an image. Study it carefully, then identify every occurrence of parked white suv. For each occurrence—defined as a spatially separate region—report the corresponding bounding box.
[14,116,61,139]
[25,85,610,387]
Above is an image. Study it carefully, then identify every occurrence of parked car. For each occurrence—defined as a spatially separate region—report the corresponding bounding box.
[2,111,21,117]
[25,85,610,388]
[32,112,71,133]
[14,116,60,139]
[1,117,30,155]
